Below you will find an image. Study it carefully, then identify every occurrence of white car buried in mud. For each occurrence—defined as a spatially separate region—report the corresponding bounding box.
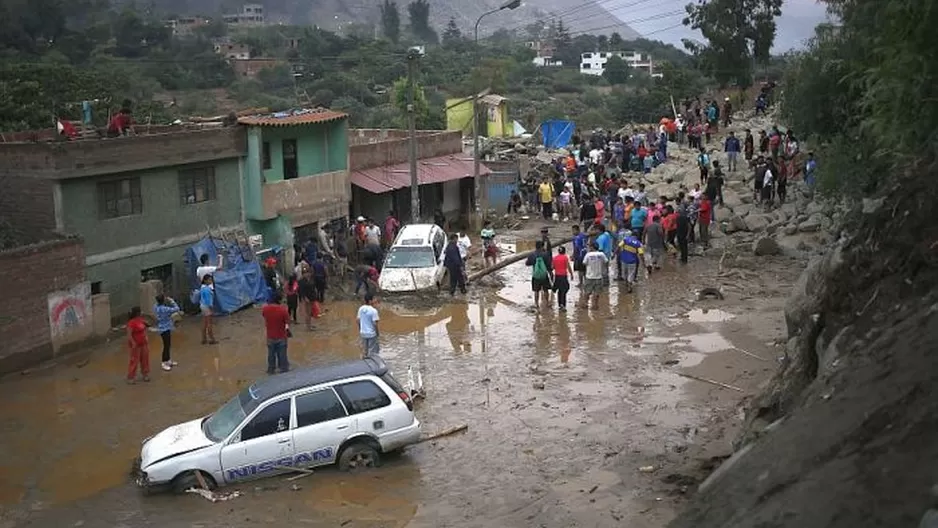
[132,357,421,494]
[378,223,448,293]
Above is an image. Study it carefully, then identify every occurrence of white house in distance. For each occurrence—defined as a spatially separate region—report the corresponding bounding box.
[580,51,663,78]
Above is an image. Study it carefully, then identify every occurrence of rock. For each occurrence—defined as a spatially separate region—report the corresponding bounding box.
[532,380,545,390]
[804,200,825,217]
[752,236,781,256]
[739,193,754,204]
[862,197,885,215]
[722,189,743,208]
[798,215,822,232]
[725,214,748,233]
[780,202,798,216]
[783,224,798,235]
[733,203,754,217]
[820,214,833,231]
[745,214,772,232]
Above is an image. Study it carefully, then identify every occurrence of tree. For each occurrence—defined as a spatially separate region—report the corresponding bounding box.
[441,17,461,47]
[682,0,782,87]
[380,0,400,43]
[391,76,431,128]
[609,32,623,49]
[603,55,630,85]
[597,35,608,51]
[407,0,438,44]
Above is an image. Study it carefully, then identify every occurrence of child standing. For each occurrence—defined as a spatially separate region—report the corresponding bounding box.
[126,306,150,384]
[153,295,180,371]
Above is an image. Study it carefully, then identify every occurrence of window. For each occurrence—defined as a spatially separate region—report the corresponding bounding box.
[582,53,592,58]
[98,178,142,219]
[262,142,272,170]
[179,167,216,205]
[91,281,102,295]
[295,389,347,427]
[335,380,391,415]
[240,399,290,441]
[384,246,436,269]
[581,63,589,70]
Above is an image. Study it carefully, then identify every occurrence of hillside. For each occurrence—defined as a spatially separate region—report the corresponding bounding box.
[156,0,640,38]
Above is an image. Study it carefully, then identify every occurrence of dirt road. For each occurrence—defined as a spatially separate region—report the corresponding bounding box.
[0,230,800,528]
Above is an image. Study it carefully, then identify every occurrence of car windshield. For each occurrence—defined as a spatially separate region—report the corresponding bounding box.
[384,246,436,269]
[203,386,256,442]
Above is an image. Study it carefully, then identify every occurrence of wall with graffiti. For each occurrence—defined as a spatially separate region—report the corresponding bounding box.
[48,282,94,345]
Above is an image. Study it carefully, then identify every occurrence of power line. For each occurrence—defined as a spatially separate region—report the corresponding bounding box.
[565,11,685,38]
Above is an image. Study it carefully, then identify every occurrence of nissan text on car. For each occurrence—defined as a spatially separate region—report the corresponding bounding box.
[378,224,448,292]
[132,357,420,493]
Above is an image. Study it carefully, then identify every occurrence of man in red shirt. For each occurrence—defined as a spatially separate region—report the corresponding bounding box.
[262,292,291,374]
[551,246,574,311]
[126,306,150,384]
[697,194,713,248]
[107,107,134,137]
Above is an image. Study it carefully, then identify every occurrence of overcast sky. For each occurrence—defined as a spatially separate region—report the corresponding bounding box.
[616,0,831,51]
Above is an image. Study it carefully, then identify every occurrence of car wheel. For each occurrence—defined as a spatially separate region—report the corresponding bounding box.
[171,470,215,495]
[338,442,381,472]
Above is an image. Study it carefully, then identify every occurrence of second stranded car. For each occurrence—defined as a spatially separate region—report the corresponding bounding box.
[378,223,448,292]
[132,357,421,493]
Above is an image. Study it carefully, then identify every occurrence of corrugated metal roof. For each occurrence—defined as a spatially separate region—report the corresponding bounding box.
[350,155,489,195]
[238,107,347,127]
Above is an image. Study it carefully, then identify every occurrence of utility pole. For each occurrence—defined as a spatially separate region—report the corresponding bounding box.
[407,48,421,223]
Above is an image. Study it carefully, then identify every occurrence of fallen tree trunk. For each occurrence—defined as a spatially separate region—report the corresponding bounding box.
[467,236,574,283]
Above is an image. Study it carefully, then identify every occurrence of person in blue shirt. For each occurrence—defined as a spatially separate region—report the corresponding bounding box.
[724,131,741,172]
[154,294,181,371]
[617,230,643,292]
[805,152,817,188]
[594,224,613,286]
[572,224,588,285]
[630,202,648,241]
[442,234,467,296]
[199,274,217,345]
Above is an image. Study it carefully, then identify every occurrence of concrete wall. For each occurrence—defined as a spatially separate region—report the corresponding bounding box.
[59,158,243,257]
[350,131,463,171]
[0,238,87,374]
[259,121,348,183]
[0,173,56,244]
[261,169,349,226]
[348,129,438,146]
[0,127,247,180]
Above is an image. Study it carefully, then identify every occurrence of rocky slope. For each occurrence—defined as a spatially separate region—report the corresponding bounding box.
[162,0,639,38]
[654,118,938,526]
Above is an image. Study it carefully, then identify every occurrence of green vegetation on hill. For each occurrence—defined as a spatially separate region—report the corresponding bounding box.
[0,0,744,133]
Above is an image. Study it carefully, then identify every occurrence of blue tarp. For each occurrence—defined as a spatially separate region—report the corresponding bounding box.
[185,237,268,314]
[541,119,575,149]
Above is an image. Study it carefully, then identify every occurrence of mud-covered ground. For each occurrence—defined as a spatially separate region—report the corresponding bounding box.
[0,222,803,528]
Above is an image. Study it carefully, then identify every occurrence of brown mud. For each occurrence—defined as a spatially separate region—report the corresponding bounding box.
[0,220,803,528]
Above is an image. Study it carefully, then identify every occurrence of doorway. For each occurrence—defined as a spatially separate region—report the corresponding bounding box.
[282,139,298,180]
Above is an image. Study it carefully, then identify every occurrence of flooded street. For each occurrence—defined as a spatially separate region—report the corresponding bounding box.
[0,238,797,528]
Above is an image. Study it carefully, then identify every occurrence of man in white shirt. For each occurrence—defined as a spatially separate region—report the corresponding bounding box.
[357,293,380,358]
[196,254,223,283]
[364,219,381,246]
[589,148,603,166]
[580,242,608,310]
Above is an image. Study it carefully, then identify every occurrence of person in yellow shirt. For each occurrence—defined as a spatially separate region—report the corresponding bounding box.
[538,179,554,220]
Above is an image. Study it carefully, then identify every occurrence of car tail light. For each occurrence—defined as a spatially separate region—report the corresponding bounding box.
[397,391,413,411]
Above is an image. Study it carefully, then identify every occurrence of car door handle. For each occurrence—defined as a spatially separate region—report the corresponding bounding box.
[336,425,349,430]
[277,439,291,444]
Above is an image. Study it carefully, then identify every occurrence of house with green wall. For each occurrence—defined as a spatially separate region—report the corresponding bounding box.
[239,108,350,262]
[0,126,247,317]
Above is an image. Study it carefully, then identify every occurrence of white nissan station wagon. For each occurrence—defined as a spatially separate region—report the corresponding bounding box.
[132,357,421,494]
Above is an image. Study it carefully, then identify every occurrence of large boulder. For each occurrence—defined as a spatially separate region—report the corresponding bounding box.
[804,200,825,217]
[722,189,743,209]
[752,236,781,256]
[798,213,824,232]
[725,214,749,233]
[733,203,754,217]
[745,213,772,232]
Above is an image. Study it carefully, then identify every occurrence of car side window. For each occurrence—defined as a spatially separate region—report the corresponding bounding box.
[335,380,391,415]
[239,399,290,442]
[295,389,347,427]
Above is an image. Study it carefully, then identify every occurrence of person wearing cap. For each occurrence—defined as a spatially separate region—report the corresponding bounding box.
[353,216,367,258]
[357,293,380,358]
[722,97,732,128]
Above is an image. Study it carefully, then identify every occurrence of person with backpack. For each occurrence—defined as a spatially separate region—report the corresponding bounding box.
[525,240,554,307]
[697,148,711,184]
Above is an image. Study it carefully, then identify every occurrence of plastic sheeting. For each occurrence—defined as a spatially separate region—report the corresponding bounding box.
[185,237,268,315]
[541,119,575,149]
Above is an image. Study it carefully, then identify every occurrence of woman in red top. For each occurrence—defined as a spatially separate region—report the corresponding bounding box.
[551,246,574,311]
[637,142,647,160]
[661,206,678,250]
[697,194,713,248]
[126,306,150,384]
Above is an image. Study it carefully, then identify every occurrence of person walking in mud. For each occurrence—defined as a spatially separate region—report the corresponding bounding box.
[153,294,180,372]
[262,291,291,374]
[298,268,317,331]
[551,246,573,311]
[481,220,497,268]
[526,240,554,307]
[580,242,608,309]
[126,306,150,384]
[199,274,218,345]
[357,293,380,358]
[443,233,467,296]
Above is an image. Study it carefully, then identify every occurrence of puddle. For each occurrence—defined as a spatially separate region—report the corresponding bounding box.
[683,308,735,323]
[682,332,735,353]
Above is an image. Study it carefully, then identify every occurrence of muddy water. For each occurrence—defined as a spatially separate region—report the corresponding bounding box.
[0,250,785,528]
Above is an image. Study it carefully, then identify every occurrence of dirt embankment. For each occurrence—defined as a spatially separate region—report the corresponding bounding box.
[670,165,938,527]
